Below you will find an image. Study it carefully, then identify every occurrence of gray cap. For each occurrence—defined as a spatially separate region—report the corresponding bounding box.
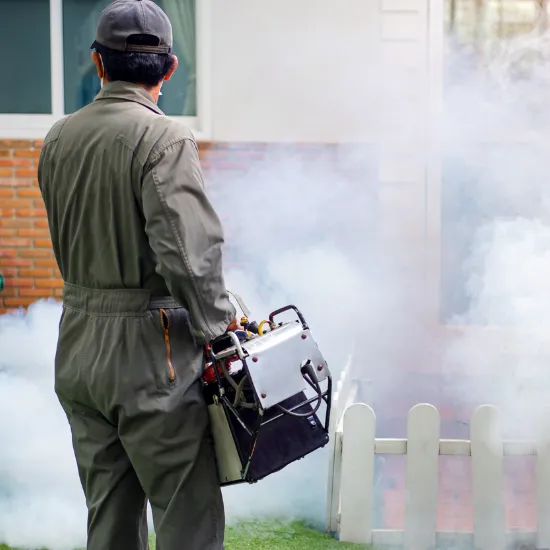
[91,0,172,54]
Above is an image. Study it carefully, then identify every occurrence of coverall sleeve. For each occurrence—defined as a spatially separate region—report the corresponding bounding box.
[141,137,236,345]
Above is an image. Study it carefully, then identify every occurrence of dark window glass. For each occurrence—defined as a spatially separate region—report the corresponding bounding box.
[62,0,197,116]
[0,0,51,114]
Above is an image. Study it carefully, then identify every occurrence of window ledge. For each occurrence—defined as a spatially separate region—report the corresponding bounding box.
[0,114,211,142]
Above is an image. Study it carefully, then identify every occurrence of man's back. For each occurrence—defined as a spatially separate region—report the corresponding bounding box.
[39,82,190,295]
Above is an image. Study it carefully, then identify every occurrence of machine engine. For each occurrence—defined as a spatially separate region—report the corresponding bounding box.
[202,297,332,486]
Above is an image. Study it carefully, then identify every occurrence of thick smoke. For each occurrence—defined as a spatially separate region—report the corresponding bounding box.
[442,28,550,437]
[2,11,550,550]
[0,301,87,550]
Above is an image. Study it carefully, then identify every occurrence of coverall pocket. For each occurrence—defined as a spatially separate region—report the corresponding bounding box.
[159,308,176,385]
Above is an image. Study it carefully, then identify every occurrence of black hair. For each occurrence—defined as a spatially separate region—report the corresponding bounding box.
[94,34,175,87]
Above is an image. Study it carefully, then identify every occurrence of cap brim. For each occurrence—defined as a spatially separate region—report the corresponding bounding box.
[125,44,171,54]
[89,40,170,54]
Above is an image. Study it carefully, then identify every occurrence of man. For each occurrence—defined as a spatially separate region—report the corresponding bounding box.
[38,1,239,549]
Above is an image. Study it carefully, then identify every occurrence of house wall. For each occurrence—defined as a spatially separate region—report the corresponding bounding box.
[0,0,436,314]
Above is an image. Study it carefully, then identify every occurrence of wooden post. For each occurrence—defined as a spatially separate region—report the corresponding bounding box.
[339,404,376,544]
[471,405,505,550]
[404,404,440,550]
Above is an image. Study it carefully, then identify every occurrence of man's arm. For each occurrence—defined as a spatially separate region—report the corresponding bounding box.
[141,137,236,344]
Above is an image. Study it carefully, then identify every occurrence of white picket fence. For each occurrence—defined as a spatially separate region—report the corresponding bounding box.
[325,363,550,549]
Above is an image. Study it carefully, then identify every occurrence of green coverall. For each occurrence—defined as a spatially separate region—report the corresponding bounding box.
[38,81,236,550]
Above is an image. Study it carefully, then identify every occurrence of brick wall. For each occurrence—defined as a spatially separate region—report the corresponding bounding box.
[0,141,376,315]
[0,139,61,314]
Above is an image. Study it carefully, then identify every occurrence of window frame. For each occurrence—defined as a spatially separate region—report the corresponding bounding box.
[0,0,211,141]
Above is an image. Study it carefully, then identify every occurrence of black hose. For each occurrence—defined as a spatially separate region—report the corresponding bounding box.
[275,361,323,418]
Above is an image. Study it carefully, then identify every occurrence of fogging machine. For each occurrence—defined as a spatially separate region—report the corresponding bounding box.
[202,294,332,486]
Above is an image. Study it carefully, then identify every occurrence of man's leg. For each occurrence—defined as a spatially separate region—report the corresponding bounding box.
[60,398,149,550]
[119,380,225,550]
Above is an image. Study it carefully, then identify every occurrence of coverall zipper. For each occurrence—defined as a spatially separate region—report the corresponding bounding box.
[159,309,176,383]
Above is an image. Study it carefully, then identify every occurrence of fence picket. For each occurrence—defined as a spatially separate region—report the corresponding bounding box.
[325,379,341,532]
[536,406,550,549]
[471,405,505,550]
[339,403,376,544]
[326,353,355,532]
[404,404,440,550]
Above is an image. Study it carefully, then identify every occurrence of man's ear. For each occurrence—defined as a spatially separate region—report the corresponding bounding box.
[164,55,179,82]
[91,51,104,80]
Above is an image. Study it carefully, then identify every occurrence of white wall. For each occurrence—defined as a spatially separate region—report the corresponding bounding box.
[208,0,444,318]
[208,0,437,144]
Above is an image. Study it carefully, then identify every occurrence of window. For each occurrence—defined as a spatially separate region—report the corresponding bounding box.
[0,0,208,139]
[0,0,51,114]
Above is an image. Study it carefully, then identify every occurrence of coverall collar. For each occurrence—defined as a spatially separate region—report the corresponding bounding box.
[94,81,164,115]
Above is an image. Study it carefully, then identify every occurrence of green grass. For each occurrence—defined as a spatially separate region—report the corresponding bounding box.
[1,521,374,550]
[224,521,373,549]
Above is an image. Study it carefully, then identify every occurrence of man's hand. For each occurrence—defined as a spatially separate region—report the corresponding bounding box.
[226,317,243,332]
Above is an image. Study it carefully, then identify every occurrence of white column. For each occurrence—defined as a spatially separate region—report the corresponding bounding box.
[50,0,65,117]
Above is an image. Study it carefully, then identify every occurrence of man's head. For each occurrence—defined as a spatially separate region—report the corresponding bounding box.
[91,0,178,100]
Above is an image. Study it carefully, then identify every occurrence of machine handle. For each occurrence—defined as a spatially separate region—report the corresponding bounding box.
[269,305,308,330]
[209,331,246,360]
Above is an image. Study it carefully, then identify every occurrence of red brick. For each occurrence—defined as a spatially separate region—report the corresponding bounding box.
[35,278,63,289]
[34,199,46,209]
[19,288,54,297]
[0,168,13,177]
[0,188,14,197]
[0,209,15,217]
[0,178,29,187]
[198,142,213,151]
[17,209,47,217]
[34,239,53,248]
[0,268,18,277]
[0,140,32,148]
[15,169,38,178]
[13,149,41,158]
[0,219,32,228]
[0,249,17,258]
[17,188,42,198]
[54,288,63,297]
[0,150,10,157]
[34,259,58,268]
[0,287,18,297]
[18,229,50,238]
[0,229,16,237]
[4,297,40,307]
[19,268,52,278]
[4,278,34,288]
[0,158,33,167]
[19,249,53,258]
[34,219,50,228]
[0,237,32,247]
[0,199,33,209]
[33,140,44,149]
[0,258,32,267]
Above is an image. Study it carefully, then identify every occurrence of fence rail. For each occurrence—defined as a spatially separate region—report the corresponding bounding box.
[327,401,550,549]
